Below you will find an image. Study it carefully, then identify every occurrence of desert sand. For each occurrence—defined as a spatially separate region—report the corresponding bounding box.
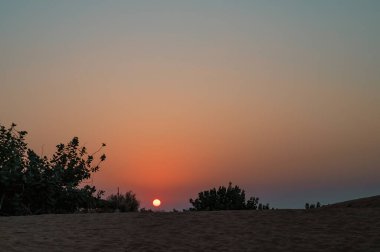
[1,208,379,252]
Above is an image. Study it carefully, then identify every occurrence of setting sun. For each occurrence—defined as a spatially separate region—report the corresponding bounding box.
[153,199,161,207]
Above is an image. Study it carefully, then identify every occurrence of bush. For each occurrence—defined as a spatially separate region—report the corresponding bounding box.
[305,203,310,209]
[140,207,153,213]
[305,201,322,210]
[107,191,140,212]
[189,182,268,211]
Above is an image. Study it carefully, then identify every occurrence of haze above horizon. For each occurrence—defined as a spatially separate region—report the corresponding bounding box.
[1,0,379,210]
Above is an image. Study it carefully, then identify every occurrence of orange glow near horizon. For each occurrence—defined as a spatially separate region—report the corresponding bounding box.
[1,1,380,210]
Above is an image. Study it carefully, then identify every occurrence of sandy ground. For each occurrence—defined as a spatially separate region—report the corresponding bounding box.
[1,209,379,252]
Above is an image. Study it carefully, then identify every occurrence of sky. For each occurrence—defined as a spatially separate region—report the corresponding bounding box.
[1,0,379,210]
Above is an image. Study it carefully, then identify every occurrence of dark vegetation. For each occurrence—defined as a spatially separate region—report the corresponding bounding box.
[305,202,322,209]
[106,191,140,212]
[0,123,107,215]
[0,123,143,216]
[189,182,270,211]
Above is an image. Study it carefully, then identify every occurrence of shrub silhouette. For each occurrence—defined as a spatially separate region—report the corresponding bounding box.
[107,191,140,212]
[189,182,267,211]
[0,123,106,215]
[258,203,270,210]
[246,196,259,210]
[140,207,153,213]
[305,202,322,209]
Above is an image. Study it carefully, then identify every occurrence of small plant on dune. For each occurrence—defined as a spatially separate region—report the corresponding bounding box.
[257,203,270,210]
[107,191,140,212]
[305,202,322,210]
[246,196,259,210]
[140,207,153,213]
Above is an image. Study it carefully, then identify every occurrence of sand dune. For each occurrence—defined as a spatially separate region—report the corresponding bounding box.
[1,208,379,251]
[325,195,380,208]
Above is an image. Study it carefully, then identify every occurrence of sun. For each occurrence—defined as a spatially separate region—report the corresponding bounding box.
[153,199,161,207]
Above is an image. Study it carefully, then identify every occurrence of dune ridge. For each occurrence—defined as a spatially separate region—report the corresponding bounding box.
[324,195,380,208]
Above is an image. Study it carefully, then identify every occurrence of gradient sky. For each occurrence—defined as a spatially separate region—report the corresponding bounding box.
[1,0,379,210]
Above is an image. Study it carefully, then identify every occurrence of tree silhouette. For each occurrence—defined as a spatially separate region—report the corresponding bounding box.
[0,123,106,215]
[0,123,27,214]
